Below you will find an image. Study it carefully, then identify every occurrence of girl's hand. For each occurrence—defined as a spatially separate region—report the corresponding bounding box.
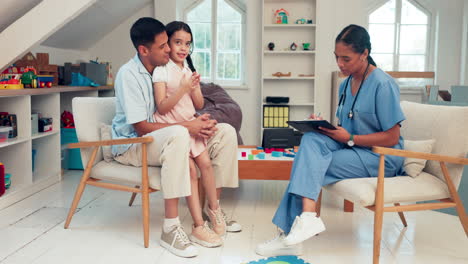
[319,126,350,143]
[190,72,201,92]
[180,72,192,93]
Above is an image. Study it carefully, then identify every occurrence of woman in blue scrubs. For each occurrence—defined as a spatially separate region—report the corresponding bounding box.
[256,24,406,257]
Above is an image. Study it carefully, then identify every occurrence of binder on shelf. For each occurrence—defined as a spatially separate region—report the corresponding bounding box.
[263,105,289,128]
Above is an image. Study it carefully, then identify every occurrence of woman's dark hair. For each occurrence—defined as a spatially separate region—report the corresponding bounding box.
[166,21,197,72]
[335,24,377,66]
[130,17,166,51]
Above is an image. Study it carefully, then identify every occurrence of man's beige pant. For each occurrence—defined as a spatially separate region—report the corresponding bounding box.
[114,123,239,199]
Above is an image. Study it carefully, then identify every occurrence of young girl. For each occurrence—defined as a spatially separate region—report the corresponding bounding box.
[152,21,226,248]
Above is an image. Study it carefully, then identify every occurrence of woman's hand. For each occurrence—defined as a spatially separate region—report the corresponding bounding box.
[308,113,323,120]
[319,126,350,143]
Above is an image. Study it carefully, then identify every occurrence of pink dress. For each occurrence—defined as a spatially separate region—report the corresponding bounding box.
[152,59,207,158]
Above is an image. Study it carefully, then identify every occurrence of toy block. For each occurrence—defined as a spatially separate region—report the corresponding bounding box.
[274,148,285,152]
[256,146,263,150]
[257,153,266,159]
[271,151,282,157]
[241,152,247,157]
[264,148,273,153]
[248,154,254,160]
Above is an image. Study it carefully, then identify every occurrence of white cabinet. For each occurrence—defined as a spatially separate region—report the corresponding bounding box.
[0,86,113,209]
[261,0,317,132]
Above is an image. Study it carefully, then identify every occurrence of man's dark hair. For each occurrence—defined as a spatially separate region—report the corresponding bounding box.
[130,17,166,50]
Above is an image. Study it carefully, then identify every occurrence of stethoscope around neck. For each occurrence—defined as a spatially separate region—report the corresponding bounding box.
[336,63,370,126]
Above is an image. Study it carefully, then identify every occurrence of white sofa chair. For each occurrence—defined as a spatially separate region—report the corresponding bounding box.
[64,97,161,248]
[322,101,468,264]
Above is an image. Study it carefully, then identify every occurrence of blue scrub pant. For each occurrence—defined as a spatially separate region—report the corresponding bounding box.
[272,132,374,234]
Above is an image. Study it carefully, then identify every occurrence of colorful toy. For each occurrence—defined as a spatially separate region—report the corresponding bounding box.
[272,72,291,78]
[274,8,289,24]
[61,111,75,128]
[267,42,275,51]
[290,42,298,51]
[264,148,273,154]
[295,18,306,24]
[241,151,247,157]
[5,173,11,189]
[20,67,38,88]
[256,146,263,150]
[248,154,254,160]
[245,255,310,264]
[0,163,5,197]
[271,151,282,157]
[302,43,311,50]
[257,153,266,159]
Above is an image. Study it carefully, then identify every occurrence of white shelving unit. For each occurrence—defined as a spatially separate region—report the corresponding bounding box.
[261,0,317,133]
[0,86,114,209]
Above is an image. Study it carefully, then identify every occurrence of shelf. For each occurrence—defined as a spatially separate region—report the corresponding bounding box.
[0,85,113,97]
[0,137,29,149]
[263,76,315,80]
[264,51,315,54]
[264,24,316,28]
[262,102,314,106]
[31,130,59,140]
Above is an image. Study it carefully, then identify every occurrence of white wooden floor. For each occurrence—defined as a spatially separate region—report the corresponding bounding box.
[1,170,467,264]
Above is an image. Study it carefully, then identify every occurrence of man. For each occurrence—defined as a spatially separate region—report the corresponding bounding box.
[111,17,240,257]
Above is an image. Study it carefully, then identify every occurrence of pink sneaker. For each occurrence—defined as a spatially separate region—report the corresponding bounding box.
[189,221,223,248]
[206,207,227,235]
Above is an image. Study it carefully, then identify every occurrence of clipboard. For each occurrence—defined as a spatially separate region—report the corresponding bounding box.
[287,120,337,132]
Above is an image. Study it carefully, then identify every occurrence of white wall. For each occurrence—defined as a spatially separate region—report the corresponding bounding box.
[30,45,89,65]
[87,3,154,78]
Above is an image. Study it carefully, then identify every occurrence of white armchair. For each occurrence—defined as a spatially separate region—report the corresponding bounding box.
[64,97,163,248]
[322,101,468,264]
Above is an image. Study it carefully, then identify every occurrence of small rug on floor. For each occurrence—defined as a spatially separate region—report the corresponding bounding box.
[244,256,310,264]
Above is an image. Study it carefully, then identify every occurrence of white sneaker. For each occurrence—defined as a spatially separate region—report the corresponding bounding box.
[160,225,199,258]
[283,213,326,246]
[255,231,303,257]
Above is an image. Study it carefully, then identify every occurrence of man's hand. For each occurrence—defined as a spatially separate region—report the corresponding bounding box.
[319,126,350,143]
[185,113,218,139]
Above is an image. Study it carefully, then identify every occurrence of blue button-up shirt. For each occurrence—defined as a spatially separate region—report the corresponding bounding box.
[111,54,156,155]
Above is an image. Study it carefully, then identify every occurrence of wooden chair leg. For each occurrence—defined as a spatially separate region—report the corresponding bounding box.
[141,144,150,248]
[440,162,468,235]
[128,186,139,207]
[316,190,323,217]
[394,203,408,227]
[344,199,354,212]
[64,147,99,229]
[373,154,386,264]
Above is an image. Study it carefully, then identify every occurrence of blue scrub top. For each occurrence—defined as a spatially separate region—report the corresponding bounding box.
[336,68,406,176]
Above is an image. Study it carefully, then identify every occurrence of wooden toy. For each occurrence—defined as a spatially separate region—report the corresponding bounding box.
[272,72,291,77]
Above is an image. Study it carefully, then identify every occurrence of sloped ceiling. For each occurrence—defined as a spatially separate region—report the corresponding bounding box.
[0,0,43,33]
[41,0,152,50]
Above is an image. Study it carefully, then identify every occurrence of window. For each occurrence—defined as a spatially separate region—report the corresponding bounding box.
[186,0,245,86]
[368,0,430,71]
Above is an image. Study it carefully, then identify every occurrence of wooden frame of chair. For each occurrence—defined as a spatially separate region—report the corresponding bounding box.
[63,136,157,248]
[317,146,468,264]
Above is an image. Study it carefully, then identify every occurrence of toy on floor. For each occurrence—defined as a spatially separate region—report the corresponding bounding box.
[245,255,310,264]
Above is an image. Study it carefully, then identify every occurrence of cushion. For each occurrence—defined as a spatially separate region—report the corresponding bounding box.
[100,123,113,162]
[403,139,436,177]
[324,172,450,206]
[90,161,162,190]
